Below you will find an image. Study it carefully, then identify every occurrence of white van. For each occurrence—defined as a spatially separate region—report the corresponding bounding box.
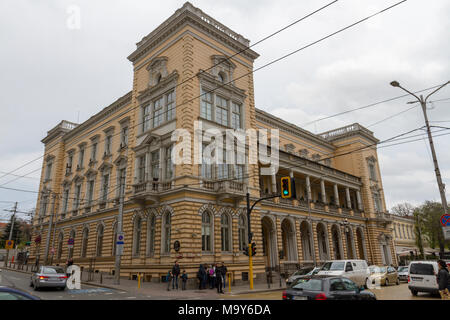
[408,261,439,296]
[317,260,370,287]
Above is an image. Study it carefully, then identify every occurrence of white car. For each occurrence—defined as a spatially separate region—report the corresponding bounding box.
[408,261,439,296]
[397,266,409,282]
[317,260,370,287]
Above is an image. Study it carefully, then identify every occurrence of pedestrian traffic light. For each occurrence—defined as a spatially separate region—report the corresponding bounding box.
[251,242,256,257]
[281,176,293,198]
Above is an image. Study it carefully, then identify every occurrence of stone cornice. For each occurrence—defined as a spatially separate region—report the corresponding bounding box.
[62,91,132,143]
[128,2,259,64]
[255,109,335,150]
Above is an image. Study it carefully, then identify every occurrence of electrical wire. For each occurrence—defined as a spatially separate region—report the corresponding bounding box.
[0,0,407,187]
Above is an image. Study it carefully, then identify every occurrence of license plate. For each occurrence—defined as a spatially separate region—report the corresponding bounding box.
[293,296,308,300]
[411,277,423,281]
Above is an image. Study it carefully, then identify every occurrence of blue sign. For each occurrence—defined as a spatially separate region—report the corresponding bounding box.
[441,214,450,227]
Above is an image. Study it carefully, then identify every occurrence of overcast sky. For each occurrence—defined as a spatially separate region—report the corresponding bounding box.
[0,0,449,219]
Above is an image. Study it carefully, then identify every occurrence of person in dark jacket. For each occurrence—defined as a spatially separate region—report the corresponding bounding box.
[181,270,188,290]
[172,261,180,290]
[197,264,206,289]
[215,264,224,294]
[166,270,173,291]
[437,260,450,299]
[220,262,228,288]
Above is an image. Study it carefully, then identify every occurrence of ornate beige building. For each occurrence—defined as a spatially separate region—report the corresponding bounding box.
[30,2,396,285]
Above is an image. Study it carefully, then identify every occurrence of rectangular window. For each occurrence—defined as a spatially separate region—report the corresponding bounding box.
[215,96,228,126]
[74,185,81,209]
[91,143,97,161]
[62,189,69,213]
[45,162,52,180]
[164,146,173,180]
[217,149,229,180]
[102,174,109,202]
[143,104,151,132]
[231,102,241,129]
[118,169,126,197]
[40,195,48,216]
[121,127,128,147]
[153,97,164,128]
[201,90,213,120]
[138,155,146,183]
[234,164,244,181]
[67,154,73,172]
[105,136,112,156]
[373,193,382,212]
[369,163,377,180]
[87,180,94,205]
[151,151,160,180]
[166,91,175,121]
[78,147,85,168]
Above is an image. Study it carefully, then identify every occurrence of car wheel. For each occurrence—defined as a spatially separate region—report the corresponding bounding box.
[385,279,389,286]
[411,289,418,296]
[364,278,369,289]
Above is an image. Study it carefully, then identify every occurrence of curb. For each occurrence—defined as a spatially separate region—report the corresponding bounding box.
[228,287,285,295]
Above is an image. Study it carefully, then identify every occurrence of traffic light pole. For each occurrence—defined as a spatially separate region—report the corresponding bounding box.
[246,192,281,290]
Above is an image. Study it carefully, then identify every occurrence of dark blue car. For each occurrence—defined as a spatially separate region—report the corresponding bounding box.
[0,286,40,300]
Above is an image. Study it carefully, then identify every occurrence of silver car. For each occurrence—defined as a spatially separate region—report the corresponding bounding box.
[397,266,408,282]
[30,266,67,291]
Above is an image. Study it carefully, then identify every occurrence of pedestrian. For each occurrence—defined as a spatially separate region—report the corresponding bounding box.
[209,264,216,289]
[220,262,228,288]
[181,270,188,290]
[66,258,73,277]
[197,264,205,289]
[437,260,450,300]
[172,260,180,290]
[215,264,224,294]
[205,265,211,288]
[166,270,173,291]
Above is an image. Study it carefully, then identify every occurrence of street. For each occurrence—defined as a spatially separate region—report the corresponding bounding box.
[0,268,442,300]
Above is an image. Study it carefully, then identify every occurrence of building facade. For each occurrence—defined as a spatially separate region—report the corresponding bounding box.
[30,2,397,285]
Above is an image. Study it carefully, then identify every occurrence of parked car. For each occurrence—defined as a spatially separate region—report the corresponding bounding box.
[282,275,376,300]
[397,266,409,282]
[368,265,399,286]
[286,267,320,286]
[30,265,67,291]
[317,260,370,287]
[0,286,40,300]
[408,261,439,296]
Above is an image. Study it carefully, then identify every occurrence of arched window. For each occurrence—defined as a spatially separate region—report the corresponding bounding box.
[68,230,75,259]
[202,212,212,252]
[81,228,89,258]
[218,72,226,83]
[162,212,171,253]
[57,232,64,259]
[146,214,156,256]
[238,214,247,251]
[96,224,104,257]
[112,222,117,256]
[133,216,142,256]
[221,213,231,252]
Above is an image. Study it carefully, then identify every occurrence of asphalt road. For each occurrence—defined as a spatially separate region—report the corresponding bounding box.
[0,268,147,300]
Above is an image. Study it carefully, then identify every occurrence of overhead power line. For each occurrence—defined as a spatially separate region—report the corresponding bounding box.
[0,0,407,189]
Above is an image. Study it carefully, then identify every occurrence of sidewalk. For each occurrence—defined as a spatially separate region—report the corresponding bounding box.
[1,263,285,299]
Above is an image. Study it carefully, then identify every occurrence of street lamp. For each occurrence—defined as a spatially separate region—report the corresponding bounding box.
[390,80,450,257]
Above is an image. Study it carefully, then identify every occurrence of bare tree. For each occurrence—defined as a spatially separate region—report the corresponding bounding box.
[390,202,415,216]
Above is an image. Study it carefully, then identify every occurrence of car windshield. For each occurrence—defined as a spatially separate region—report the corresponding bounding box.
[292,268,312,276]
[398,267,408,272]
[291,278,323,291]
[369,266,386,274]
[321,262,345,271]
[410,264,434,275]
[42,267,65,274]
[307,268,320,275]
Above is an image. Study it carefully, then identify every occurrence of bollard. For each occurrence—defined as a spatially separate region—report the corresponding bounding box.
[228,272,231,292]
[138,273,141,289]
[100,272,103,284]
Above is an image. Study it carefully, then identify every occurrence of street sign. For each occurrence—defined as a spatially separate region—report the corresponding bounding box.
[5,240,14,250]
[116,232,124,255]
[440,214,450,227]
[68,238,74,245]
[116,233,124,245]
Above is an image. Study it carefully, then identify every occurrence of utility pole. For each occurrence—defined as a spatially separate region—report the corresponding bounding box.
[390,80,449,257]
[114,173,125,285]
[3,202,18,267]
[44,192,57,265]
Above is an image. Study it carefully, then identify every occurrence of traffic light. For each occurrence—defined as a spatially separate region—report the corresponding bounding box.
[251,242,256,256]
[243,246,249,256]
[281,176,296,199]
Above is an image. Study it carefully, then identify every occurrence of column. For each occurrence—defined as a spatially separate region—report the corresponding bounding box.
[333,184,340,206]
[320,179,326,203]
[305,176,312,201]
[356,190,363,211]
[345,187,351,209]
[271,174,277,194]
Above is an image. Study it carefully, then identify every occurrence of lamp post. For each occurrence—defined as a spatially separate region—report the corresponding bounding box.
[390,80,449,257]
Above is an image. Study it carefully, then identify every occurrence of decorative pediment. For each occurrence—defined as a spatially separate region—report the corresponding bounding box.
[146,56,169,86]
[90,134,100,142]
[210,55,236,83]
[45,154,55,162]
[98,161,113,172]
[366,155,377,163]
[72,174,84,184]
[113,155,128,167]
[84,168,97,178]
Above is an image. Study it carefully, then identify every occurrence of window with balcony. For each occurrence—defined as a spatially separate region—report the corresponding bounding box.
[151,151,159,181]
[164,146,173,180]
[137,155,146,183]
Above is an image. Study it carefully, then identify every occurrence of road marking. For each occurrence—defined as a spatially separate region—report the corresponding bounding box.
[126,296,136,299]
[104,292,113,295]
